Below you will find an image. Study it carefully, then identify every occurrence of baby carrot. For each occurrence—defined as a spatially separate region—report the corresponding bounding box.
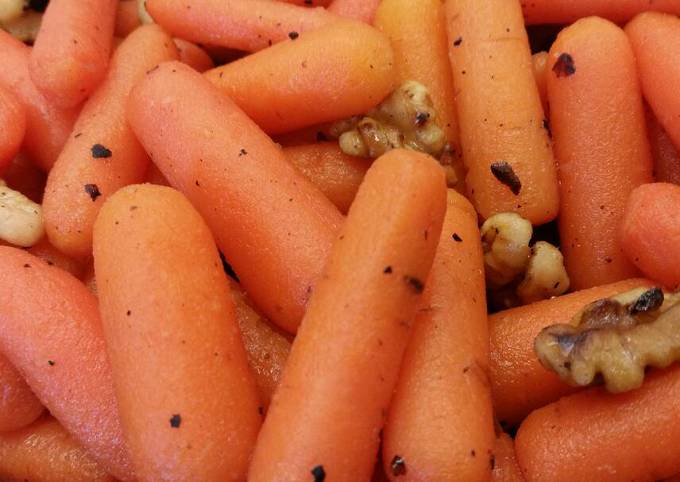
[0,354,44,432]
[490,278,651,427]
[0,84,25,174]
[532,51,549,114]
[382,189,494,482]
[327,0,381,23]
[146,0,336,52]
[492,433,525,482]
[42,24,178,260]
[444,0,559,225]
[515,364,680,481]
[115,0,141,38]
[374,0,461,155]
[548,17,653,290]
[248,149,447,482]
[205,21,395,135]
[0,30,78,172]
[174,38,214,72]
[523,0,680,25]
[29,0,118,108]
[93,184,261,481]
[647,111,680,185]
[283,142,369,214]
[0,247,134,481]
[626,12,680,154]
[28,238,86,279]
[127,61,343,334]
[621,183,680,290]
[0,416,115,482]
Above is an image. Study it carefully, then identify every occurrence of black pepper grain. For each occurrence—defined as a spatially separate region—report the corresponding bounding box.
[384,266,393,274]
[48,360,55,366]
[391,455,407,476]
[452,233,463,242]
[91,144,112,159]
[288,31,299,40]
[169,414,181,428]
[490,161,522,195]
[453,36,463,47]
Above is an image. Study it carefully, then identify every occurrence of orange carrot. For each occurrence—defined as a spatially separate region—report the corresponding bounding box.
[0,354,44,432]
[523,0,680,25]
[621,183,680,290]
[42,24,178,260]
[492,433,525,482]
[382,190,494,482]
[532,51,549,114]
[548,17,653,290]
[146,0,337,52]
[489,278,651,428]
[283,142,369,214]
[0,30,78,172]
[93,184,261,481]
[328,0,380,23]
[29,0,118,108]
[2,152,46,204]
[374,0,461,155]
[248,149,447,482]
[647,110,680,185]
[0,416,115,482]
[28,238,86,279]
[115,0,141,37]
[0,247,134,481]
[0,84,25,174]
[231,283,292,410]
[626,12,680,155]
[205,21,395,134]
[127,61,343,333]
[444,0,559,225]
[174,38,214,72]
[516,364,680,481]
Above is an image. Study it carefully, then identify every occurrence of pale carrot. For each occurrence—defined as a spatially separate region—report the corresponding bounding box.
[283,142,369,214]
[515,364,680,481]
[205,21,395,134]
[0,247,134,481]
[0,83,26,174]
[43,24,178,260]
[327,0,380,23]
[0,416,115,482]
[29,0,118,108]
[492,433,525,482]
[444,0,559,225]
[115,0,141,37]
[646,109,680,185]
[548,17,652,290]
[248,149,447,482]
[0,30,78,172]
[146,0,337,52]
[523,0,680,25]
[0,354,44,432]
[174,38,214,72]
[489,278,651,428]
[127,61,343,333]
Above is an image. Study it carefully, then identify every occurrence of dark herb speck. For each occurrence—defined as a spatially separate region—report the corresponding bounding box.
[553,53,576,77]
[452,233,463,242]
[84,184,101,201]
[490,161,522,195]
[91,144,112,159]
[453,36,463,47]
[169,414,181,428]
[288,31,299,40]
[391,455,407,476]
[311,465,325,481]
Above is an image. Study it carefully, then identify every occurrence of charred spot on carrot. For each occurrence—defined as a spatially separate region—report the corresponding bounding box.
[490,162,522,195]
[553,53,576,77]
[311,465,326,481]
[391,455,407,476]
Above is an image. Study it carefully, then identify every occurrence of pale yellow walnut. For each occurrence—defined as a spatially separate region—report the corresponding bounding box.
[2,9,41,43]
[137,0,154,24]
[0,0,24,25]
[517,241,570,304]
[535,287,680,393]
[0,180,44,247]
[481,212,532,288]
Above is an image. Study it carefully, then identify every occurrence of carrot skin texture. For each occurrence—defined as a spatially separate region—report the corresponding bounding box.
[93,184,261,481]
[0,354,44,432]
[490,278,651,427]
[127,61,343,334]
[382,190,493,482]
[146,0,336,52]
[205,21,396,135]
[248,149,447,482]
[0,416,114,482]
[444,0,559,225]
[29,0,118,108]
[0,84,26,174]
[647,110,680,185]
[174,38,214,72]
[492,433,525,482]
[43,24,178,260]
[516,365,680,482]
[626,12,680,156]
[374,0,461,155]
[621,183,680,290]
[283,142,369,214]
[523,0,680,25]
[548,17,652,290]
[0,247,133,480]
[327,0,380,23]
[115,0,141,37]
[0,30,77,172]
[27,238,86,279]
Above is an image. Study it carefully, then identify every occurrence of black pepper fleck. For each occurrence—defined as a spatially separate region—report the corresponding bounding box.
[553,53,576,78]
[490,161,522,195]
[239,148,248,156]
[452,233,463,242]
[48,360,55,366]
[404,276,424,294]
[169,414,181,428]
[84,184,101,201]
[391,455,407,476]
[91,144,112,159]
[384,266,393,274]
[288,31,299,40]
[311,465,325,481]
[453,36,463,47]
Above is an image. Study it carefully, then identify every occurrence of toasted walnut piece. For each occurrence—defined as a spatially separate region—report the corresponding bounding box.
[2,8,41,43]
[535,287,680,393]
[331,80,447,159]
[481,212,532,288]
[0,0,24,25]
[137,0,153,24]
[0,179,44,247]
[517,241,570,304]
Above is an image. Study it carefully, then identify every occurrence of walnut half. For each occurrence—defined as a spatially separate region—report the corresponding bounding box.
[534,287,680,393]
